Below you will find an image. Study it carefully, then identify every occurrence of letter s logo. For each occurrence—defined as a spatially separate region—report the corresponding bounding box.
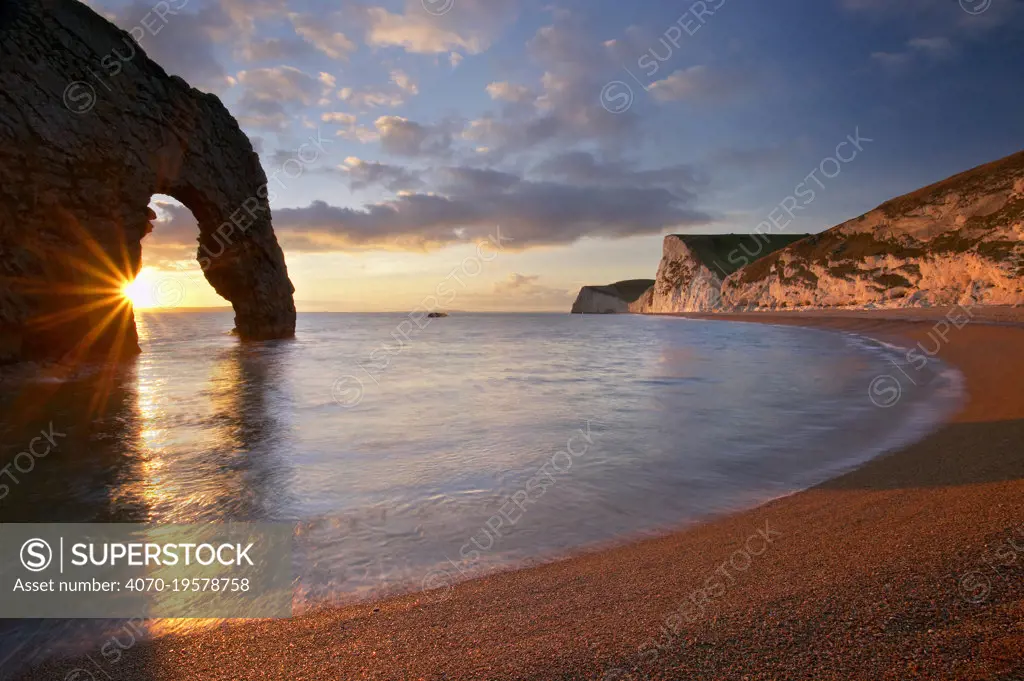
[21,538,53,572]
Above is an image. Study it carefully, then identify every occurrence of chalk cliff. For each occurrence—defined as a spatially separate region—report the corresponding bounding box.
[0,0,296,363]
[721,150,1024,310]
[628,235,807,313]
[571,280,654,313]
[608,150,1024,315]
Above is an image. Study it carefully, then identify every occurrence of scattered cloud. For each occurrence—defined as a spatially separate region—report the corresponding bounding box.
[139,200,203,266]
[486,81,534,103]
[340,157,425,192]
[458,16,639,156]
[908,36,954,57]
[236,37,317,62]
[390,69,419,95]
[238,66,334,105]
[339,87,407,110]
[492,273,574,306]
[334,70,419,111]
[271,164,711,252]
[352,0,512,56]
[871,36,954,71]
[494,273,542,292]
[648,65,753,102]
[532,151,705,196]
[220,0,289,34]
[322,112,358,126]
[375,116,460,157]
[103,0,234,93]
[236,67,336,130]
[289,12,358,60]
[321,112,379,142]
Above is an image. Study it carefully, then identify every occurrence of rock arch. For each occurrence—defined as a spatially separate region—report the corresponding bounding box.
[0,0,296,363]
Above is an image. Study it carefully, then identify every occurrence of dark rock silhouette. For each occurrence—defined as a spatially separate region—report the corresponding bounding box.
[0,0,296,363]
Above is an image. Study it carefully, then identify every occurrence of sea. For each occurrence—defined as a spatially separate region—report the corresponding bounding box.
[0,311,963,675]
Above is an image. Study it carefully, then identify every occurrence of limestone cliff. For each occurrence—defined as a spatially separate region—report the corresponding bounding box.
[628,235,807,313]
[0,0,296,363]
[571,279,654,313]
[722,150,1024,309]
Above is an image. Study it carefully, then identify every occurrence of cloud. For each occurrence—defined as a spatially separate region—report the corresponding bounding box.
[494,273,541,291]
[492,273,573,305]
[461,115,564,155]
[390,69,419,95]
[352,0,511,55]
[103,0,234,93]
[289,12,358,60]
[138,200,202,266]
[149,200,200,245]
[339,87,407,110]
[220,0,288,33]
[485,81,533,103]
[843,0,1021,28]
[334,71,419,111]
[532,151,705,196]
[907,36,954,56]
[322,112,358,126]
[238,66,334,105]
[871,36,954,71]
[270,164,711,252]
[844,0,1023,55]
[459,16,638,158]
[321,112,378,142]
[363,6,484,54]
[342,127,380,143]
[236,37,317,62]
[236,67,335,129]
[648,65,753,102]
[375,116,459,156]
[449,52,464,68]
[340,157,425,192]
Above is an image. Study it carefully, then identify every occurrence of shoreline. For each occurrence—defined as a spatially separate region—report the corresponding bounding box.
[14,309,1024,680]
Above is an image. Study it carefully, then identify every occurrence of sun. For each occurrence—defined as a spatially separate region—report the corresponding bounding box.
[121,267,165,309]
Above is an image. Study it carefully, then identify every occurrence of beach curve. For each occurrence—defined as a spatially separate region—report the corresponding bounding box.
[13,308,1024,681]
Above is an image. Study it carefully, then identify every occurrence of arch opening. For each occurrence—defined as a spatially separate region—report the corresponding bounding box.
[121,195,224,313]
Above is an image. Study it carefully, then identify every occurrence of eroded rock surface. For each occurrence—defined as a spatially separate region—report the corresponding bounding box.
[627,235,807,314]
[722,150,1024,310]
[618,151,1024,315]
[0,0,296,363]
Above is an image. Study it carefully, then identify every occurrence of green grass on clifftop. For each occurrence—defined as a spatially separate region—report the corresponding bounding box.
[674,234,810,277]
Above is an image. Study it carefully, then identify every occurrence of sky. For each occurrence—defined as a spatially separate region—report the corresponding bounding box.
[88,0,1024,311]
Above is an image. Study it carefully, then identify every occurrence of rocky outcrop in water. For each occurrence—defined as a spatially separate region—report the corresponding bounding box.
[571,280,654,314]
[721,150,1024,309]
[628,235,807,314]
[0,0,296,363]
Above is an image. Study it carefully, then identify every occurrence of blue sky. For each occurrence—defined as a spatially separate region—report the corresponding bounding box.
[90,0,1024,310]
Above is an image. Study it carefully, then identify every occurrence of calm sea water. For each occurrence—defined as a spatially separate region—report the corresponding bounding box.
[0,311,961,673]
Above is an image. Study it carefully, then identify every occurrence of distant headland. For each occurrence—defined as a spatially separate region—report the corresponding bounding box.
[573,150,1024,314]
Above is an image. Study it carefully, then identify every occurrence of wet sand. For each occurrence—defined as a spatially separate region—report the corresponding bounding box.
[14,308,1024,680]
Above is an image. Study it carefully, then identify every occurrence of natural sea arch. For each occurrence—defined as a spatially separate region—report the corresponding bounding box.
[0,0,295,362]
